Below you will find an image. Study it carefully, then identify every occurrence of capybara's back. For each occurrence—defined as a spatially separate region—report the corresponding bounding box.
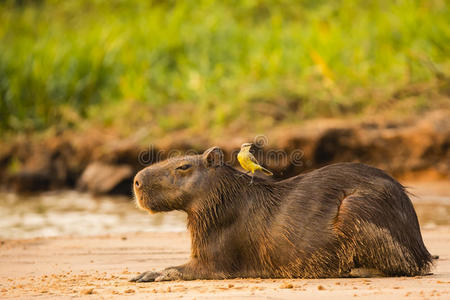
[131,147,432,282]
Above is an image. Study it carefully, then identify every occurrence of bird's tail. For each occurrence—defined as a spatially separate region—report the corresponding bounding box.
[260,166,273,176]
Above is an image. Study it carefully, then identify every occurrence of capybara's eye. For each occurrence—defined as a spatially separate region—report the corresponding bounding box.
[176,164,191,171]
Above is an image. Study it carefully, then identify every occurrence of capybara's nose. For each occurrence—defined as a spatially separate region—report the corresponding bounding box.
[134,173,142,190]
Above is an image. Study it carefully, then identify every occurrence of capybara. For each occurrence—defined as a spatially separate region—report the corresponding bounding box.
[131,146,432,282]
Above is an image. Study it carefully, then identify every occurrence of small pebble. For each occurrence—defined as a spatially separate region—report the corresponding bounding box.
[81,288,94,295]
[280,283,293,289]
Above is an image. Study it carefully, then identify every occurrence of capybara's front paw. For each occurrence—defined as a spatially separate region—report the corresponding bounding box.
[130,268,182,282]
[154,268,182,282]
[129,271,160,282]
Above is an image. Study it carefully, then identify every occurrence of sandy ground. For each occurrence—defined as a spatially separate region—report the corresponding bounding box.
[0,227,448,299]
[1,180,449,299]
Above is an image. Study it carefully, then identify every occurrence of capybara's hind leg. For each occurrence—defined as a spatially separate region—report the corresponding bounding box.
[333,193,431,277]
[351,222,431,276]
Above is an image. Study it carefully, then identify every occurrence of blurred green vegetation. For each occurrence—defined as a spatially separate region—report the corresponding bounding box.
[0,0,449,137]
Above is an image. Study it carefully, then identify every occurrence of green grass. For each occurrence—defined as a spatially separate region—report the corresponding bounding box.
[0,0,449,137]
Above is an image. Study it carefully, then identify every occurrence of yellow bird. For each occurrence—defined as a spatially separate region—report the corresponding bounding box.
[237,143,273,184]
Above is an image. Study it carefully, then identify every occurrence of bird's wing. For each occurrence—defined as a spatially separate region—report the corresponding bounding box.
[248,152,260,165]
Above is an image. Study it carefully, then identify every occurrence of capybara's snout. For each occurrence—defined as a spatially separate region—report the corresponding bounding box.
[133,170,144,192]
[133,169,152,210]
[132,166,174,213]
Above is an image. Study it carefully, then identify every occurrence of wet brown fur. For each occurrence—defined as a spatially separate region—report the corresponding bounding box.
[131,147,432,282]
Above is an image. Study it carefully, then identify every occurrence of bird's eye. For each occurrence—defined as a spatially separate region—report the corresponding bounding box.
[176,164,191,171]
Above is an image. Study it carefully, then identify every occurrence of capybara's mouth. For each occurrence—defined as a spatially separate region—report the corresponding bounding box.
[133,190,156,214]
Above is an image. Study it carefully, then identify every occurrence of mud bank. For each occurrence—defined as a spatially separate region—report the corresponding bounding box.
[1,110,449,195]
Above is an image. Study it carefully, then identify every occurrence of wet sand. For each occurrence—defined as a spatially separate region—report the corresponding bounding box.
[1,181,449,299]
[0,228,449,299]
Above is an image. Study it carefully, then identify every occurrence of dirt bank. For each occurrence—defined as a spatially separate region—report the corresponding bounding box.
[1,110,449,195]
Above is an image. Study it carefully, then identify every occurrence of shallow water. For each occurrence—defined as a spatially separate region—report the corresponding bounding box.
[0,191,186,239]
[0,184,449,239]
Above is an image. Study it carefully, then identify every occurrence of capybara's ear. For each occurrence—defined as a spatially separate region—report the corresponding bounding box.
[202,146,224,168]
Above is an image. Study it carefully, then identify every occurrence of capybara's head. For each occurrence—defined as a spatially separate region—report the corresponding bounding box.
[133,146,225,213]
